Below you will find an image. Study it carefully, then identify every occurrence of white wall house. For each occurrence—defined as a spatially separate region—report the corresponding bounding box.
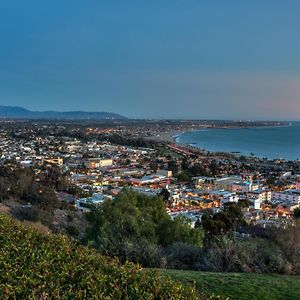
[272,190,300,205]
[76,193,108,212]
[220,192,239,207]
[247,190,272,203]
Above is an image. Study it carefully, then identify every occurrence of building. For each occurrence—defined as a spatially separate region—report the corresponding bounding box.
[247,189,272,203]
[76,193,108,211]
[231,181,253,193]
[85,158,113,169]
[209,190,239,207]
[44,157,64,166]
[157,169,173,178]
[272,189,300,205]
[250,198,261,210]
[194,176,241,191]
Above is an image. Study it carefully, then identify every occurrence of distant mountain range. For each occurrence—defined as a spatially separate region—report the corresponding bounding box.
[0,106,126,120]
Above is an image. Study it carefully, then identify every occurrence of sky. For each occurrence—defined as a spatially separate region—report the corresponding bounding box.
[0,1,300,120]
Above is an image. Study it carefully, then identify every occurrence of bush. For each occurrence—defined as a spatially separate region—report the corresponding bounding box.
[84,190,204,265]
[164,242,203,270]
[66,225,79,237]
[201,236,241,272]
[274,225,300,274]
[123,241,163,268]
[11,206,54,227]
[201,236,285,274]
[0,214,200,299]
[12,206,41,222]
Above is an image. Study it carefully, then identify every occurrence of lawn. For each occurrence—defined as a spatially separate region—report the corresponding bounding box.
[159,269,300,300]
[155,145,184,158]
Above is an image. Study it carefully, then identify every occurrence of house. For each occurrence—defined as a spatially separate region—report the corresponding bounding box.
[85,158,113,169]
[44,157,64,166]
[76,193,109,211]
[272,189,300,205]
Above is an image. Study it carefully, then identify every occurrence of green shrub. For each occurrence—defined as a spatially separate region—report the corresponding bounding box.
[164,242,203,270]
[66,225,79,237]
[84,190,204,266]
[0,214,200,299]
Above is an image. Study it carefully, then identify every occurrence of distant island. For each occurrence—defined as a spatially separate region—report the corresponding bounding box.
[0,106,126,120]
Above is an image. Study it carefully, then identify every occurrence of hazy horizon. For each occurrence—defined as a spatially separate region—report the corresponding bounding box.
[1,1,300,120]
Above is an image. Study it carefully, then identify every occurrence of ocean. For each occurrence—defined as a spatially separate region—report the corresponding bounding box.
[176,122,300,161]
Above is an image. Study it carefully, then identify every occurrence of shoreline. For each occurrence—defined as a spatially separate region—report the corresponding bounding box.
[147,122,292,145]
[147,122,299,161]
[145,130,184,143]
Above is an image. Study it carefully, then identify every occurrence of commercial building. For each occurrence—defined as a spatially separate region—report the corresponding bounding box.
[85,158,113,169]
[272,189,300,205]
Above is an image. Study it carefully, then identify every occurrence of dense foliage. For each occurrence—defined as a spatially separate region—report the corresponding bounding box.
[83,191,300,274]
[101,134,157,148]
[84,190,204,267]
[201,203,246,237]
[0,214,200,299]
[0,163,72,228]
[0,164,61,210]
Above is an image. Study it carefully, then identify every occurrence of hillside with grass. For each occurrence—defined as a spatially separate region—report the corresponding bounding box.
[0,214,200,299]
[161,269,300,300]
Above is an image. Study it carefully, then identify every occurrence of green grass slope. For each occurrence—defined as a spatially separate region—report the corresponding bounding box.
[0,214,200,300]
[161,269,300,300]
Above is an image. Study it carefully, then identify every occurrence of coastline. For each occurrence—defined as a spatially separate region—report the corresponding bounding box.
[145,130,184,143]
[146,122,299,161]
[146,122,292,146]
[175,122,299,161]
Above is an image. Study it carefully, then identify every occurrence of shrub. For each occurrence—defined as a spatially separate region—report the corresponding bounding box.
[274,225,300,274]
[201,236,285,274]
[164,242,203,270]
[66,225,79,237]
[84,190,204,265]
[0,214,200,299]
[201,236,241,272]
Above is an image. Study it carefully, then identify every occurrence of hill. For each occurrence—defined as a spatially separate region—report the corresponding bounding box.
[0,106,126,120]
[160,269,300,300]
[0,214,199,299]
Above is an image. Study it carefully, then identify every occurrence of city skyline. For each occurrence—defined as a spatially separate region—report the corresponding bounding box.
[0,1,300,120]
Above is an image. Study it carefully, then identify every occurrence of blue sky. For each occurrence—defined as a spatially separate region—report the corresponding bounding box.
[0,1,300,119]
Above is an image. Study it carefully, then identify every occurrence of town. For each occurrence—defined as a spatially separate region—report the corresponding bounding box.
[0,119,299,237]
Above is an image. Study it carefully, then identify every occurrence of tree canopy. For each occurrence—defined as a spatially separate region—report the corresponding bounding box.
[84,190,204,265]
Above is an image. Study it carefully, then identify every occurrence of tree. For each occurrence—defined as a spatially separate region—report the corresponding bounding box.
[176,172,191,183]
[0,177,9,201]
[266,175,276,186]
[238,199,251,208]
[159,188,171,203]
[158,216,204,248]
[294,207,300,219]
[168,160,178,175]
[189,164,206,177]
[181,158,189,171]
[149,161,158,172]
[84,190,204,265]
[202,203,246,237]
[22,184,59,211]
[209,160,219,176]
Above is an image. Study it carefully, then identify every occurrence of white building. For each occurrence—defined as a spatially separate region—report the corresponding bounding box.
[231,181,252,193]
[85,158,113,169]
[157,169,173,178]
[247,189,272,203]
[272,189,300,205]
[76,193,108,211]
[250,198,261,210]
[218,191,239,207]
